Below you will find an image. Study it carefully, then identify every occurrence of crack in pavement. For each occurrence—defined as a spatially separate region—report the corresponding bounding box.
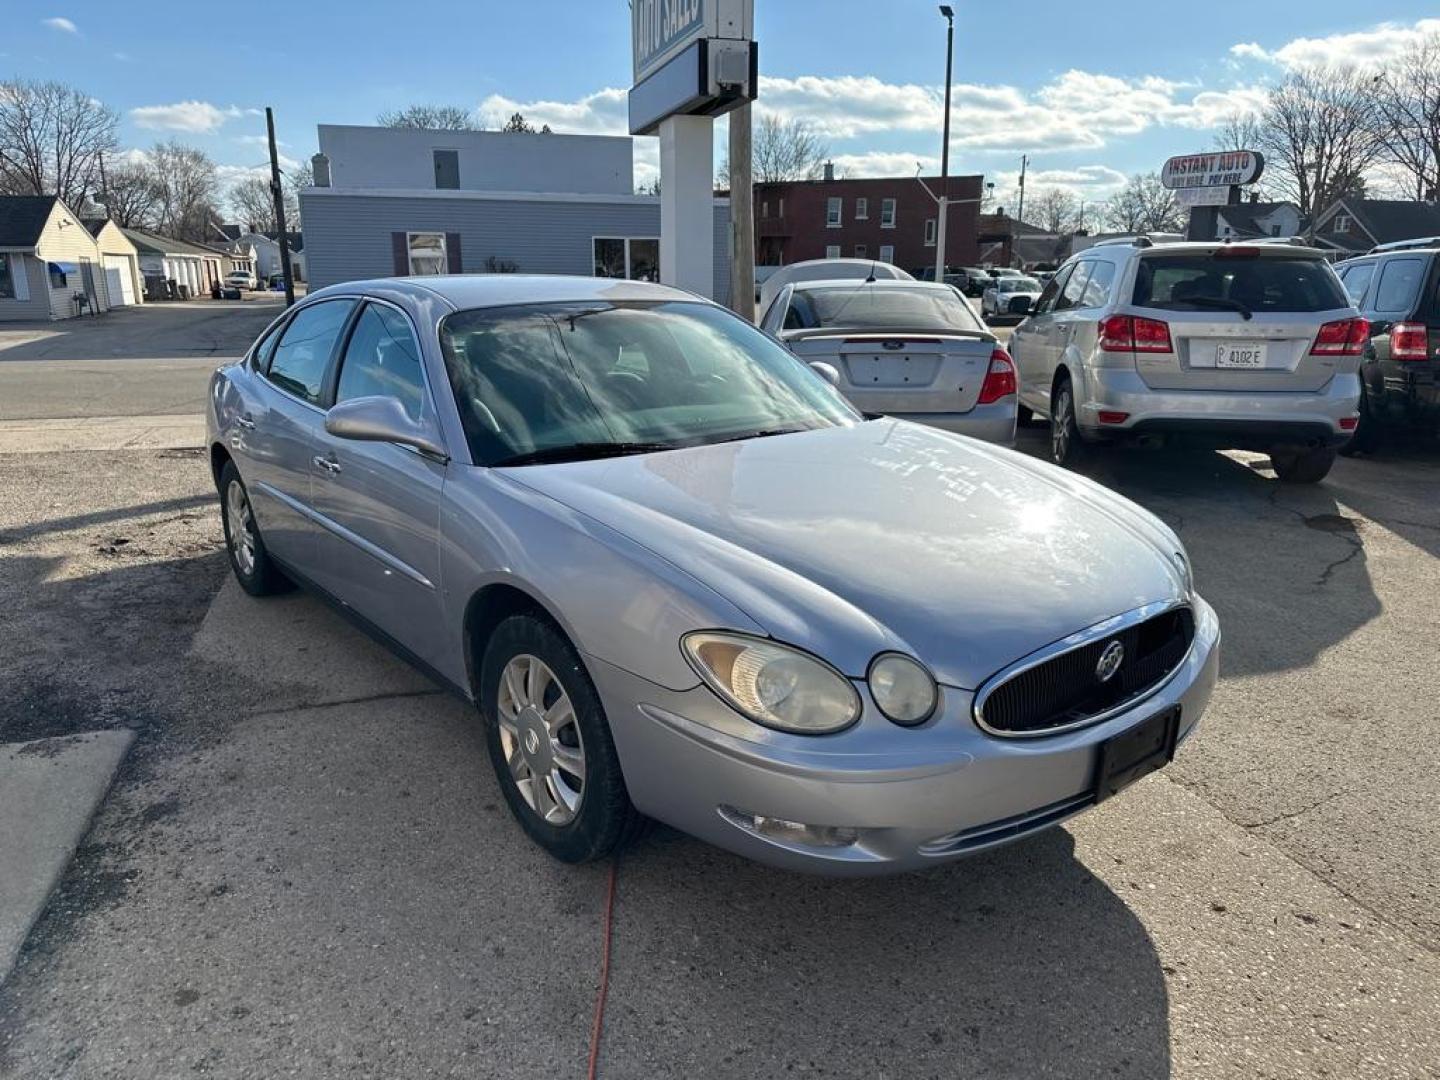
[1238,788,1349,830]
[249,688,450,719]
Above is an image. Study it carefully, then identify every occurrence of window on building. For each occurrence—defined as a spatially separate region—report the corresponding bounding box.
[855,197,869,220]
[854,244,868,259]
[778,198,785,217]
[265,299,357,405]
[407,233,448,275]
[47,262,68,289]
[924,218,937,246]
[0,255,15,299]
[761,200,769,218]
[433,149,460,190]
[593,238,661,281]
[825,245,842,259]
[826,197,843,227]
[1333,214,1351,234]
[881,199,896,228]
[879,245,895,264]
[1270,224,1281,236]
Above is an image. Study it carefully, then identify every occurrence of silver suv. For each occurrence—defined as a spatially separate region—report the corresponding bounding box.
[1008,239,1365,482]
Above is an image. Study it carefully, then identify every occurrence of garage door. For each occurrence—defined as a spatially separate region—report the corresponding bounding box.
[103,255,136,306]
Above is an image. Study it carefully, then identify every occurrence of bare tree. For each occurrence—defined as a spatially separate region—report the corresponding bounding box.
[717,115,829,187]
[1212,111,1264,153]
[228,175,280,232]
[1255,66,1380,217]
[98,158,159,228]
[1029,188,1079,232]
[149,140,220,241]
[377,104,480,130]
[1369,33,1440,201]
[1103,172,1186,233]
[0,78,118,205]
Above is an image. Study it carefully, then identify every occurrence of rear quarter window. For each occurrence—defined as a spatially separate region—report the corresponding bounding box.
[1132,254,1348,313]
[1371,257,1426,316]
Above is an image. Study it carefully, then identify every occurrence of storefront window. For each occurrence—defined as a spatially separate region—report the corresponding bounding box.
[593,238,660,281]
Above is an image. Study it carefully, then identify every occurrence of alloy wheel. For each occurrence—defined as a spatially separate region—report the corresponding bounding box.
[225,479,257,577]
[1051,386,1073,463]
[496,654,586,826]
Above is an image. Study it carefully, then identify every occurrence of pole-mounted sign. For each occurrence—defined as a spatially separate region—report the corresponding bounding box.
[1160,151,1264,190]
[629,0,756,302]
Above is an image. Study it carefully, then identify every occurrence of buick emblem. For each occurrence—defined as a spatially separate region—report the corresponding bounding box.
[524,728,540,755]
[1095,640,1125,683]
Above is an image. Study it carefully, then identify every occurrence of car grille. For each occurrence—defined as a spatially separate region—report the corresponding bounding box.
[976,606,1194,736]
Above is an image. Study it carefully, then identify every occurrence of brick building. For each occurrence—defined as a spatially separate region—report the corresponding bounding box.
[754,173,984,271]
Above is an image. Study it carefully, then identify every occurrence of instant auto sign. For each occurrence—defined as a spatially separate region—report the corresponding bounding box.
[633,0,706,82]
[1160,151,1265,190]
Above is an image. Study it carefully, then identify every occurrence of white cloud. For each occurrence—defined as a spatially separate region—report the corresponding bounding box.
[830,151,939,178]
[130,101,249,133]
[1233,18,1440,71]
[236,134,285,148]
[43,16,77,33]
[478,88,628,134]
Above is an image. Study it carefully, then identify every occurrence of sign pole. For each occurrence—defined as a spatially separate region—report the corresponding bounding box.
[659,115,715,297]
[728,103,755,318]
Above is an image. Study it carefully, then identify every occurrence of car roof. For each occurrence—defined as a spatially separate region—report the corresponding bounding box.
[304,274,704,310]
[792,278,956,293]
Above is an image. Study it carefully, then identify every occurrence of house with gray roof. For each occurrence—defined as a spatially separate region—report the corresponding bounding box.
[1311,198,1440,255]
[0,195,115,321]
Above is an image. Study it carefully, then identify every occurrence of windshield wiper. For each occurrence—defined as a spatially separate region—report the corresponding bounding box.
[707,425,816,445]
[1178,295,1253,320]
[490,441,675,467]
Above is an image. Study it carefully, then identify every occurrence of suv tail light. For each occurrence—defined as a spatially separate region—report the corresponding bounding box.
[1310,317,1369,356]
[977,348,1017,404]
[1390,321,1429,361]
[1098,314,1172,354]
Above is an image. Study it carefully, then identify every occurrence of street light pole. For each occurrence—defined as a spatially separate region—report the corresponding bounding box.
[935,5,955,283]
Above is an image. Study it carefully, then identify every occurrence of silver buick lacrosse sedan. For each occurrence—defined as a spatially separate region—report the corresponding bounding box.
[207,275,1219,874]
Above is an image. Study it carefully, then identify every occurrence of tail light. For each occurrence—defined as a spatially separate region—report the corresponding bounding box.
[1098,314,1172,354]
[1391,321,1429,361]
[977,348,1017,404]
[1310,317,1369,356]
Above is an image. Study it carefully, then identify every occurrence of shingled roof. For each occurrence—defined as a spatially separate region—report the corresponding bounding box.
[0,196,59,248]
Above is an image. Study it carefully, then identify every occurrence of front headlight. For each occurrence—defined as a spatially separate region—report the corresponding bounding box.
[868,653,938,726]
[682,632,861,735]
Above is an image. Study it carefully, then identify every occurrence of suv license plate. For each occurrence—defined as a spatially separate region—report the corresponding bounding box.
[1094,706,1181,802]
[1214,342,1267,368]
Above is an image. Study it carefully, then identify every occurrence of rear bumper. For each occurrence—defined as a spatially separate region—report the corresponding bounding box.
[1081,368,1359,449]
[884,400,1017,445]
[590,597,1220,876]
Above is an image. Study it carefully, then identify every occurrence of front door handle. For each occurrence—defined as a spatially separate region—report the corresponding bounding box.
[312,455,342,475]
[235,414,256,430]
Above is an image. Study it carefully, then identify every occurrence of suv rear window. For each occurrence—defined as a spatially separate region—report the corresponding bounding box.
[1133,254,1348,314]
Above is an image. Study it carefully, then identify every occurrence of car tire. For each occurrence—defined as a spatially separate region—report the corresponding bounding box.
[218,461,291,597]
[1270,446,1337,484]
[1049,377,1089,469]
[479,614,647,864]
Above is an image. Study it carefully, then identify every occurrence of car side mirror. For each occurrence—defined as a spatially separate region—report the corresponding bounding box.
[1008,295,1034,316]
[325,396,448,461]
[808,361,842,387]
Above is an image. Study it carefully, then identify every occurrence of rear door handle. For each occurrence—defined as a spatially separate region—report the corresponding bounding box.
[312,455,342,475]
[235,414,256,430]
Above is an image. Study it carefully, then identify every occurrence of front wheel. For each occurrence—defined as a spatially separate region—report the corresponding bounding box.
[1049,378,1089,469]
[1270,445,1337,484]
[480,615,646,863]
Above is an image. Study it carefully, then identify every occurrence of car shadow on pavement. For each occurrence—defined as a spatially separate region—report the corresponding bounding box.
[610,825,1170,1078]
[1012,429,1383,680]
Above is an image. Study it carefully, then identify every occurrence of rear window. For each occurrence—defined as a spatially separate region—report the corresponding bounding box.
[1370,257,1426,315]
[1133,254,1348,314]
[799,284,983,332]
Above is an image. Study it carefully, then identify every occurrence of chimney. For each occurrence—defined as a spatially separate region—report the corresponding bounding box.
[311,153,331,188]
[823,161,834,182]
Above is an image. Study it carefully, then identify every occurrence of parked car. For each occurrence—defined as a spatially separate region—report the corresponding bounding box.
[1331,238,1440,453]
[1008,239,1364,482]
[208,274,1218,874]
[758,258,913,323]
[760,278,1016,443]
[224,270,255,291]
[981,275,1043,318]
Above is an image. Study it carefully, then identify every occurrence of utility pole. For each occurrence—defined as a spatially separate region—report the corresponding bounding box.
[728,103,755,320]
[1015,153,1029,226]
[266,107,295,308]
[935,5,955,283]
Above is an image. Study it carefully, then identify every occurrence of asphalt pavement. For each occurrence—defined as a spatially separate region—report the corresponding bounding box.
[0,304,1437,1078]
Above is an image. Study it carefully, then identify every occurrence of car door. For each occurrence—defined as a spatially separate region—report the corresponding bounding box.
[235,298,357,576]
[1011,262,1074,412]
[308,299,449,666]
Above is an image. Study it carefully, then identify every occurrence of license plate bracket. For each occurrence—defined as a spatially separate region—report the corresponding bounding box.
[1094,706,1181,802]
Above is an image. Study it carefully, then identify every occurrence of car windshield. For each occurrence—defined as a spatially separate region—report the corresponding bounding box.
[799,284,984,332]
[439,300,859,466]
[1000,278,1040,292]
[1134,253,1348,313]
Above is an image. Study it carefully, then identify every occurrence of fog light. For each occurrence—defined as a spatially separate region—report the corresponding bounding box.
[1098,411,1130,425]
[720,806,859,848]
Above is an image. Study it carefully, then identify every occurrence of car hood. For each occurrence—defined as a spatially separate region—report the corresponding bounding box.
[503,420,1186,689]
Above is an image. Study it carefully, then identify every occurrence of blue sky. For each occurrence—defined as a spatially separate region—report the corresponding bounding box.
[4,1,1437,211]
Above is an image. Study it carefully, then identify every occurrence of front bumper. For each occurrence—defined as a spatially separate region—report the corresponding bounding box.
[1080,368,1359,449]
[885,400,1017,445]
[592,597,1220,875]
